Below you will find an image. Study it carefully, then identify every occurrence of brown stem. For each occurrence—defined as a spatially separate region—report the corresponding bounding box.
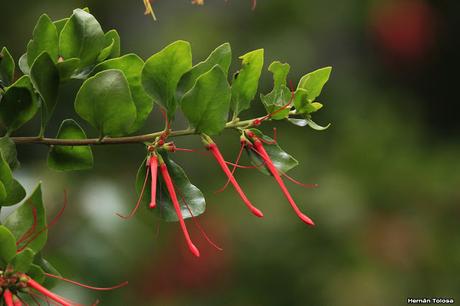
[10,117,263,146]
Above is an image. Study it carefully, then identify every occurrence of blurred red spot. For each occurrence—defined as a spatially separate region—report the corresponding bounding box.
[137,216,233,299]
[370,0,437,63]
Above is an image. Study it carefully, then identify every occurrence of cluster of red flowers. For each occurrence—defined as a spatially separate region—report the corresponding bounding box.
[0,270,127,306]
[1,197,128,305]
[121,122,316,258]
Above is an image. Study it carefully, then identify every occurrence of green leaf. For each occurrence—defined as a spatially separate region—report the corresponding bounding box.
[97,39,115,63]
[97,30,121,62]
[306,118,331,131]
[0,153,26,206]
[0,182,6,203]
[260,87,292,120]
[0,225,16,264]
[27,264,46,284]
[26,14,59,67]
[53,18,69,35]
[75,69,137,136]
[310,102,323,112]
[92,54,153,133]
[245,129,299,175]
[294,88,325,114]
[11,248,35,273]
[48,119,93,171]
[4,183,48,253]
[142,40,192,117]
[0,75,40,133]
[59,9,105,69]
[34,254,61,287]
[18,53,30,75]
[269,61,290,89]
[260,61,292,120]
[0,47,15,86]
[56,58,80,82]
[0,136,19,170]
[30,52,60,127]
[177,42,232,98]
[181,65,231,135]
[231,49,264,115]
[297,66,332,102]
[135,153,206,222]
[287,118,308,127]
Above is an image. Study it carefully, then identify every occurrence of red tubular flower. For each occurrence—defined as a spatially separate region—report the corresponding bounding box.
[12,295,22,306]
[3,289,14,306]
[27,278,74,306]
[25,273,128,306]
[158,156,200,258]
[149,155,158,209]
[203,136,263,218]
[246,131,315,227]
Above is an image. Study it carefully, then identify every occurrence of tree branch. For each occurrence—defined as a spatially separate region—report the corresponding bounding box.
[10,117,262,146]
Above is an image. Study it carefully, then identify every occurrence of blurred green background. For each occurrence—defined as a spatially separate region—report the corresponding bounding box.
[1,0,460,305]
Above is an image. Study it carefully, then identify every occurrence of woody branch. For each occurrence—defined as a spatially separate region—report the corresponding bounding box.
[10,116,269,146]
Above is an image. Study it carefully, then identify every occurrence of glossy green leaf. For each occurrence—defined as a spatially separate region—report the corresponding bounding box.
[59,9,105,69]
[27,14,59,67]
[97,39,115,63]
[18,53,30,75]
[181,65,231,135]
[177,42,231,98]
[56,58,80,82]
[142,40,192,117]
[30,52,60,127]
[135,153,206,222]
[28,264,46,284]
[0,153,26,207]
[34,254,61,287]
[11,248,35,273]
[4,183,48,253]
[0,47,15,86]
[92,54,153,133]
[297,66,332,102]
[97,30,121,62]
[75,69,137,136]
[0,225,16,264]
[48,119,93,171]
[53,18,68,35]
[0,76,40,133]
[231,49,264,115]
[0,136,19,170]
[245,129,298,175]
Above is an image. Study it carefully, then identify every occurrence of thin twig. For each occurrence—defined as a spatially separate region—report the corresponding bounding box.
[10,117,264,146]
